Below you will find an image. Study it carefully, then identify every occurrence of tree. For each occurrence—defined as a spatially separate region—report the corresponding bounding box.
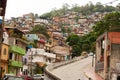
[62,3,70,14]
[34,64,43,74]
[104,12,120,31]
[77,12,120,54]
[66,34,82,57]
[67,27,72,33]
[72,45,82,58]
[104,5,116,12]
[30,25,49,38]
[61,26,66,33]
[66,34,80,46]
[71,4,81,12]
[82,43,90,52]
[93,21,109,37]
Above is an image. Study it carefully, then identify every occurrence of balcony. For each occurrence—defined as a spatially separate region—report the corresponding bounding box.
[9,60,22,67]
[10,45,25,55]
[95,62,104,71]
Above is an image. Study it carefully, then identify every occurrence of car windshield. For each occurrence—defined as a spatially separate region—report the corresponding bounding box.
[14,77,24,80]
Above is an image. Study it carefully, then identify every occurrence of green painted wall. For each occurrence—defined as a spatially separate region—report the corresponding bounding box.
[10,46,25,55]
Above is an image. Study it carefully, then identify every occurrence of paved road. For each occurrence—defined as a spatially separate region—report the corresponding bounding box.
[51,56,92,80]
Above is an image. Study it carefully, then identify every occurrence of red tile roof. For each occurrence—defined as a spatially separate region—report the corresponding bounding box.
[39,39,45,43]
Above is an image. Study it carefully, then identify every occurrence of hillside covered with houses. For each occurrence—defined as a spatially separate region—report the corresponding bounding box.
[1,2,119,77]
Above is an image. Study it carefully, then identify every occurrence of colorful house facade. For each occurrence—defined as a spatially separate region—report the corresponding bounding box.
[5,27,28,75]
[0,43,9,77]
[0,30,9,77]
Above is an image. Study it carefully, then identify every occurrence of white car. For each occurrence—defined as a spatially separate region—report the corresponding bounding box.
[33,74,44,80]
[88,52,93,56]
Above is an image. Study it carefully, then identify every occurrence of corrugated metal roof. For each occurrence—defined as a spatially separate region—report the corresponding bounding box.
[108,32,120,44]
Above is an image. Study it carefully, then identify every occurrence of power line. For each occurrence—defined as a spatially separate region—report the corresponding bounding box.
[102,0,120,6]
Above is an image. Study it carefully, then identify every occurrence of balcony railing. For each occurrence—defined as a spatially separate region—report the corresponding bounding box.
[95,62,104,71]
[9,60,22,67]
[10,45,25,55]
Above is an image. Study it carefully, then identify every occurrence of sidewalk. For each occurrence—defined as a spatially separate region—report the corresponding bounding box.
[84,67,104,80]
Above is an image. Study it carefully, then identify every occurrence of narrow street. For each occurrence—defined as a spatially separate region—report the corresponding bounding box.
[50,56,92,80]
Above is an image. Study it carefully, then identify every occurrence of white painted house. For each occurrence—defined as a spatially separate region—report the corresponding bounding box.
[23,48,56,75]
[27,48,56,63]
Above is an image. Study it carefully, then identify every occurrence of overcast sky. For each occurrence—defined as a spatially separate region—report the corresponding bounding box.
[5,0,120,19]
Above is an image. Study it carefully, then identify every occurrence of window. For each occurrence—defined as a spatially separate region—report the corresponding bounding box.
[24,58,27,64]
[15,54,18,61]
[48,58,51,63]
[15,40,18,45]
[3,48,6,55]
[9,53,12,59]
[27,35,29,37]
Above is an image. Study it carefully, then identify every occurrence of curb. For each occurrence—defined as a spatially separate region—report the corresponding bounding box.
[84,72,93,80]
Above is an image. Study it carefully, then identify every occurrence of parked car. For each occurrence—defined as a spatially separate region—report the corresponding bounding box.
[33,74,44,80]
[21,75,33,80]
[3,74,24,80]
[88,52,93,56]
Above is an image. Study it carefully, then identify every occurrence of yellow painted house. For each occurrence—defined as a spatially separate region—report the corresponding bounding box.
[0,43,9,77]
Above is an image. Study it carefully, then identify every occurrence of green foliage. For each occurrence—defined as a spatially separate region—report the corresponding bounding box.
[66,34,80,46]
[67,27,72,33]
[61,26,66,33]
[42,3,70,18]
[30,25,49,38]
[90,42,96,52]
[72,45,82,56]
[34,64,43,74]
[66,34,81,57]
[93,21,109,37]
[41,12,53,19]
[104,12,120,30]
[41,2,116,18]
[82,44,90,51]
[83,12,120,52]
[66,12,120,56]
[22,36,28,41]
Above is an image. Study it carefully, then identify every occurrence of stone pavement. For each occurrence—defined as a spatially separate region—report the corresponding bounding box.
[84,67,104,80]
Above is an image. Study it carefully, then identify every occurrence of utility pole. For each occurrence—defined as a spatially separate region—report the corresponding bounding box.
[0,0,7,79]
[30,48,33,78]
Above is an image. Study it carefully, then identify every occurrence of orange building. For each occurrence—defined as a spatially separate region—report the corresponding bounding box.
[95,32,120,80]
[0,43,9,77]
